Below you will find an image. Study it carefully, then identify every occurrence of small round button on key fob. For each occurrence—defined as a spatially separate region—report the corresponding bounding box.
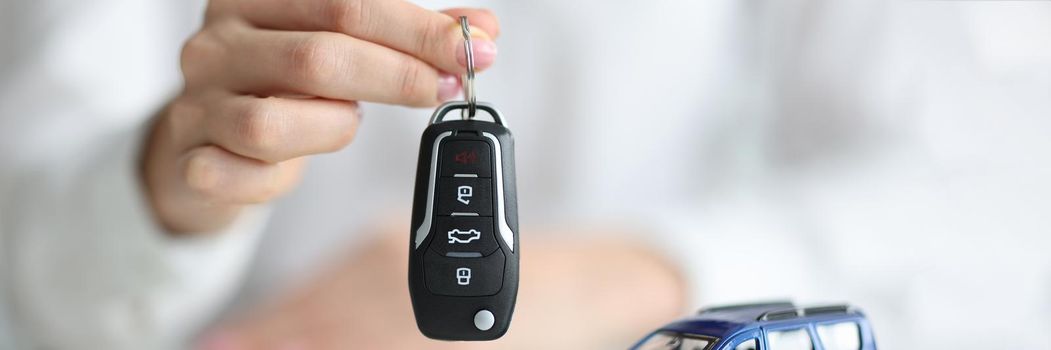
[408,101,519,340]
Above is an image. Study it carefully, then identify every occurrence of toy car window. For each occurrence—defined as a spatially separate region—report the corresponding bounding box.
[679,337,714,350]
[734,338,758,350]
[767,328,813,350]
[636,332,715,350]
[816,321,861,350]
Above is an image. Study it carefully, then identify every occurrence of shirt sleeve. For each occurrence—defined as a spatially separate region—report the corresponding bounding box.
[0,121,269,349]
[0,1,264,348]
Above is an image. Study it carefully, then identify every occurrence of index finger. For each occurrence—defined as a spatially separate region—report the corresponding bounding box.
[221,0,500,74]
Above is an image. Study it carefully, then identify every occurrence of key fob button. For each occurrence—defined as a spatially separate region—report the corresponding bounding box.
[423,249,504,296]
[436,177,493,216]
[440,140,492,178]
[430,216,499,256]
[474,310,495,331]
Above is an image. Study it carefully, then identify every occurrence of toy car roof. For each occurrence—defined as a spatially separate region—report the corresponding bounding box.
[657,301,864,339]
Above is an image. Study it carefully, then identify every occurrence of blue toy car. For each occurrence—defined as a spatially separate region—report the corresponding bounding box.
[631,301,876,350]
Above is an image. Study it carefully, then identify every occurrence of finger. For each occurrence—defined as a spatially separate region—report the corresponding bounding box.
[182,145,301,204]
[214,28,456,106]
[224,0,499,73]
[440,8,501,39]
[204,94,361,163]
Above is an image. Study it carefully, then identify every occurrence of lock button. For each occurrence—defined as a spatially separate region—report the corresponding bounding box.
[423,249,504,296]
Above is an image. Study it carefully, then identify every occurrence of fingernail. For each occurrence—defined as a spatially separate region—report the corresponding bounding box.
[437,73,460,101]
[457,39,498,70]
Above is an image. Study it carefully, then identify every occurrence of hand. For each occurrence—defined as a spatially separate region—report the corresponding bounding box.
[143,0,500,233]
[197,225,687,349]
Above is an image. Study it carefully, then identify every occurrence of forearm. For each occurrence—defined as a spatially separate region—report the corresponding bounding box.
[202,228,688,349]
[507,233,688,349]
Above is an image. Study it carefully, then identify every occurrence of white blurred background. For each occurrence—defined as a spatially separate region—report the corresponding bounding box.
[2,0,1050,349]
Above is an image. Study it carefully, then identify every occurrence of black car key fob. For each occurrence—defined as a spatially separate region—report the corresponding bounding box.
[409,101,519,340]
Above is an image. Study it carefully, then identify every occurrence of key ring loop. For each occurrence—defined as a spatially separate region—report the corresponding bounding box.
[430,101,507,127]
[459,16,477,120]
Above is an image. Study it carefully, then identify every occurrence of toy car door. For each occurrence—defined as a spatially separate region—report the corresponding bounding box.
[722,331,762,350]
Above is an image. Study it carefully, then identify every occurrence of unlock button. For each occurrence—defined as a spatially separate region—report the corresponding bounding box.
[437,177,493,216]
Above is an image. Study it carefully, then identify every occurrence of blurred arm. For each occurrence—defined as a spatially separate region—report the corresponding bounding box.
[199,227,687,349]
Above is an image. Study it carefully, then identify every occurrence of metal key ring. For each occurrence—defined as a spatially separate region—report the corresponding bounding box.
[459,16,477,120]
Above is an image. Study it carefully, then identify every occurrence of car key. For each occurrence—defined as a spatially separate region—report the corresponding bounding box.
[408,17,519,341]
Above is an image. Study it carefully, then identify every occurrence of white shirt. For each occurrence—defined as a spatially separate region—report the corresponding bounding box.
[2,0,1050,349]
